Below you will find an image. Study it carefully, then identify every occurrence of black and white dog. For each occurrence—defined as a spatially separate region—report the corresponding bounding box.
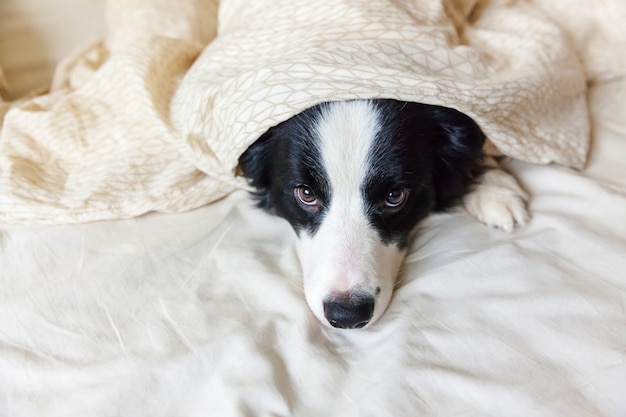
[239,99,527,329]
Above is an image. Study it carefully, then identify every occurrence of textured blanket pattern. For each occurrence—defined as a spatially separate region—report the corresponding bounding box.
[0,0,624,224]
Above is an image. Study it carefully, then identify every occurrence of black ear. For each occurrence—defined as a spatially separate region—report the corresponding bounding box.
[238,129,275,208]
[431,107,485,210]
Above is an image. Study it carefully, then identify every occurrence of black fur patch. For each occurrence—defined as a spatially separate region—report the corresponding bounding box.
[363,100,485,247]
[238,99,485,244]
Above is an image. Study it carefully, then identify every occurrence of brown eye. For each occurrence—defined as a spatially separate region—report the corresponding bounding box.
[384,189,408,209]
[294,185,319,210]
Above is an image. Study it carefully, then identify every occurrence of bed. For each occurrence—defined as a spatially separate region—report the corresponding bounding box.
[1,1,625,416]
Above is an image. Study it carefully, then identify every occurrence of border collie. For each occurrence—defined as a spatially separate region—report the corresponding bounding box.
[239,99,528,329]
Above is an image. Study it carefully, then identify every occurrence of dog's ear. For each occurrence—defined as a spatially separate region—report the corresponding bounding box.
[238,129,275,208]
[431,107,485,210]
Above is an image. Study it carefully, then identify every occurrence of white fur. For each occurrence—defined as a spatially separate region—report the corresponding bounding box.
[295,101,405,328]
[463,158,529,232]
[294,103,528,328]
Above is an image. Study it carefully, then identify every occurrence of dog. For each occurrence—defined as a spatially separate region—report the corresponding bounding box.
[238,99,528,329]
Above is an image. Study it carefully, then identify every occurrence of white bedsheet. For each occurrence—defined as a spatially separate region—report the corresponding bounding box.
[1,78,626,416]
[1,2,626,416]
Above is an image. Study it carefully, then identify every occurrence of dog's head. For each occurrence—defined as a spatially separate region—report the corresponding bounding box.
[239,99,484,329]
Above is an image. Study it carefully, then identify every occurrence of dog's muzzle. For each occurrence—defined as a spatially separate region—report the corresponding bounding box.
[323,292,374,329]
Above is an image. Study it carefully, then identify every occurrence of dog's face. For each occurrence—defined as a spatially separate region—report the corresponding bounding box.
[239,99,484,329]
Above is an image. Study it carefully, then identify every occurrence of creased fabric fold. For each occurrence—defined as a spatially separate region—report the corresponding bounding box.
[1,0,624,224]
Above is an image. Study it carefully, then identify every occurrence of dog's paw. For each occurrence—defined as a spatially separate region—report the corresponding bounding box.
[463,169,529,232]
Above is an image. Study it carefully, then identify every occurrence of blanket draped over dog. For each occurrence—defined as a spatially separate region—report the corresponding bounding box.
[0,0,625,223]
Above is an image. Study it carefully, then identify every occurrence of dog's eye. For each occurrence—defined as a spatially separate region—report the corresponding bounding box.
[294,185,319,211]
[383,189,409,209]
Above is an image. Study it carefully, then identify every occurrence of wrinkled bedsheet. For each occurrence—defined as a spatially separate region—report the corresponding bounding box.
[1,1,626,416]
[0,78,625,416]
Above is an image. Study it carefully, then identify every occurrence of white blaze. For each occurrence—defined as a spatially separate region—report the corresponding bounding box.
[296,101,406,328]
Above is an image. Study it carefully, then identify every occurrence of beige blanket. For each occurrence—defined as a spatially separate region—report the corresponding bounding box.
[0,0,624,224]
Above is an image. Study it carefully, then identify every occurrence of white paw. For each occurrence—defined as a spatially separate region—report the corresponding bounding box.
[463,169,529,233]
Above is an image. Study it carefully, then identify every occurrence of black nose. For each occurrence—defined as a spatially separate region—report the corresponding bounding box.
[323,293,375,329]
